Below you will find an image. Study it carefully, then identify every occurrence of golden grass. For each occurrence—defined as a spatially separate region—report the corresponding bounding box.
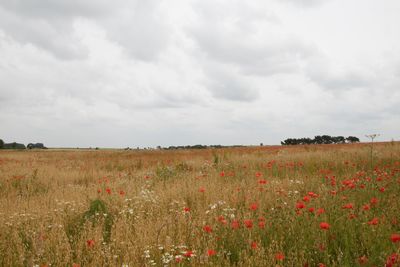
[0,142,399,266]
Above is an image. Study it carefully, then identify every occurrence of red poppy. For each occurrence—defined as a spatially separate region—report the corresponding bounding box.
[386,253,399,267]
[184,207,190,212]
[308,207,315,213]
[106,188,111,194]
[219,171,225,177]
[251,241,258,249]
[320,222,330,230]
[258,179,268,184]
[207,249,216,256]
[303,196,311,202]
[203,225,212,233]
[362,204,370,211]
[316,208,325,215]
[358,255,368,265]
[244,220,253,229]
[349,214,357,220]
[370,197,378,205]
[379,187,385,192]
[296,201,306,209]
[217,215,227,224]
[368,217,379,225]
[342,203,354,209]
[119,190,125,196]
[250,203,258,211]
[184,250,194,257]
[199,187,205,193]
[390,233,400,243]
[258,221,266,229]
[231,220,240,229]
[86,239,95,248]
[275,252,285,260]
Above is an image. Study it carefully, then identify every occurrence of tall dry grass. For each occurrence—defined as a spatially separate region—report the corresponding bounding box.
[0,142,399,266]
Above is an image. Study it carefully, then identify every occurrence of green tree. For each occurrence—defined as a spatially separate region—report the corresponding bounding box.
[0,139,4,149]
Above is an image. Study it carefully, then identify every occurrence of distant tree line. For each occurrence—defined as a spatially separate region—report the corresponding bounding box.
[0,139,46,149]
[161,144,244,150]
[281,135,360,146]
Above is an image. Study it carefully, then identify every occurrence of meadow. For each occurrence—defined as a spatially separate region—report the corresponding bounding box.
[0,142,399,266]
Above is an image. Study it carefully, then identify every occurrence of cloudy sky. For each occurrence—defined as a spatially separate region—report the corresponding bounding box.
[1,0,399,148]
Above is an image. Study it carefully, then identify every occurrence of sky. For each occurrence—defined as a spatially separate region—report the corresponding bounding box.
[0,0,399,148]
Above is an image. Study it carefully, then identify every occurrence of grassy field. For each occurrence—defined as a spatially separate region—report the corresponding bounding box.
[0,142,399,266]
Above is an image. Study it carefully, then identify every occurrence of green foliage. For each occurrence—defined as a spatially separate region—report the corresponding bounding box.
[65,198,114,260]
[281,135,360,145]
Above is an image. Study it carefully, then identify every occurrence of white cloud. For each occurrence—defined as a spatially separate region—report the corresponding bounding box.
[0,0,400,147]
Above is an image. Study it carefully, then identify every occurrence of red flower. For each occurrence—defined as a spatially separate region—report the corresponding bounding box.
[308,207,315,213]
[207,249,216,256]
[275,252,285,260]
[219,171,225,177]
[296,201,306,209]
[316,208,325,215]
[370,197,378,205]
[318,264,326,267]
[199,187,205,193]
[320,222,330,230]
[368,217,379,225]
[255,172,262,177]
[362,204,370,211]
[386,253,399,267]
[86,239,95,248]
[217,216,227,225]
[358,255,368,265]
[231,220,240,229]
[184,207,190,212]
[258,221,266,229]
[390,233,400,243]
[379,187,385,192]
[342,203,354,209]
[303,196,311,202]
[106,188,112,194]
[97,189,101,193]
[244,220,253,229]
[119,190,125,196]
[184,250,194,257]
[349,214,357,220]
[308,192,318,198]
[258,179,268,184]
[203,225,213,233]
[250,203,258,211]
[251,241,258,249]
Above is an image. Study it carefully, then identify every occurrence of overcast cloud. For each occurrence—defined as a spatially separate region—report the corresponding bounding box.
[1,0,399,148]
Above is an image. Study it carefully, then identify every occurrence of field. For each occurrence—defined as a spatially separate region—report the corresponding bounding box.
[0,142,399,266]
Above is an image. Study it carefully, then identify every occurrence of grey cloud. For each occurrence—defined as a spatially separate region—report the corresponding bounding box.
[0,0,121,19]
[189,2,316,77]
[309,69,372,91]
[104,2,170,61]
[0,0,169,61]
[280,0,330,7]
[0,6,88,59]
